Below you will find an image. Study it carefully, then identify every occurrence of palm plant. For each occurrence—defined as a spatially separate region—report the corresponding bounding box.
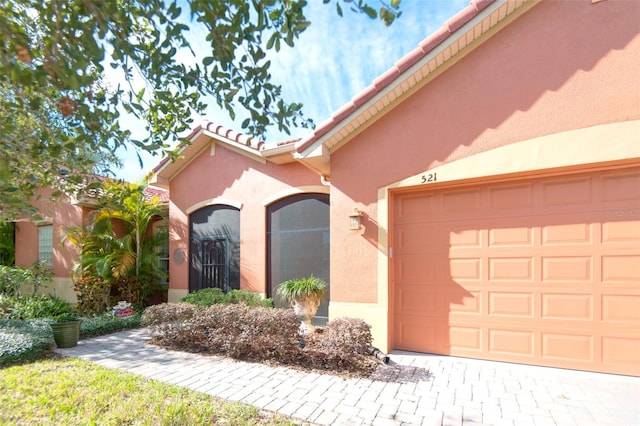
[64,180,167,308]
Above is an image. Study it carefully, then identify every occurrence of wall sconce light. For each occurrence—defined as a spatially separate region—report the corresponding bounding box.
[349,208,363,230]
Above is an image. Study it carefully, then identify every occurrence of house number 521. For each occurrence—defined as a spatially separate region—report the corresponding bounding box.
[421,173,437,183]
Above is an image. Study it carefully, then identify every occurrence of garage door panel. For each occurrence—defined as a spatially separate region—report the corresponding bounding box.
[602,220,640,243]
[449,326,482,351]
[601,171,640,202]
[396,254,445,281]
[449,290,482,314]
[488,257,534,281]
[442,188,482,214]
[396,225,448,253]
[392,166,640,376]
[541,177,593,206]
[601,295,640,323]
[541,293,593,320]
[450,229,482,248]
[488,183,534,210]
[449,258,482,281]
[395,284,439,312]
[489,226,534,247]
[488,292,534,317]
[541,256,593,282]
[489,329,534,356]
[601,255,640,283]
[542,333,594,362]
[602,336,640,366]
[542,223,593,245]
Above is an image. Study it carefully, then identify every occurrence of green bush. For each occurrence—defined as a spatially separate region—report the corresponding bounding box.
[0,319,53,366]
[74,276,111,316]
[0,295,75,320]
[0,262,53,297]
[80,312,142,339]
[111,276,163,311]
[0,265,28,296]
[179,288,273,308]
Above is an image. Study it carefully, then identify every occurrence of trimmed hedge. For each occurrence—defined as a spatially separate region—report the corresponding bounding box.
[143,303,380,376]
[178,288,273,308]
[0,319,53,366]
[0,294,75,320]
[80,312,142,339]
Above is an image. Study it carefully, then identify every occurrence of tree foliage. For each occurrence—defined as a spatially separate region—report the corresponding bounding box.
[63,179,167,286]
[0,0,401,219]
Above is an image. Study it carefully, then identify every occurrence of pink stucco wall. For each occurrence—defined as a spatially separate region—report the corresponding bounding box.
[328,0,640,303]
[168,142,324,294]
[14,195,84,278]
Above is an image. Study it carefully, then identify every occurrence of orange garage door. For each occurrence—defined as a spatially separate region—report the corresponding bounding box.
[392,166,640,375]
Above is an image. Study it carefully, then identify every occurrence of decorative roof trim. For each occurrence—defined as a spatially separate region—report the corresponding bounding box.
[295,0,539,159]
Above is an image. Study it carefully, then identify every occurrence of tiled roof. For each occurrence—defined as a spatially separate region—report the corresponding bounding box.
[295,0,496,153]
[144,186,169,204]
[153,0,535,181]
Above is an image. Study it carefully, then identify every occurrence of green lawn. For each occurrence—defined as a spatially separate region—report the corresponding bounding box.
[0,355,301,425]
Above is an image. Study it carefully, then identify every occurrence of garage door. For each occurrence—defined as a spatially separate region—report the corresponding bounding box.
[392,166,640,375]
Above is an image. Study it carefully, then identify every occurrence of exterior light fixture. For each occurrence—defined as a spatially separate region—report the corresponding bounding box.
[349,208,363,230]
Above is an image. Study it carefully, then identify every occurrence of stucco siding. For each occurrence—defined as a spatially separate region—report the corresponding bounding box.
[328,0,640,307]
[168,141,323,295]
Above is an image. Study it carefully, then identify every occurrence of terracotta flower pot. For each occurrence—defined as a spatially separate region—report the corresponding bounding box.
[293,298,321,333]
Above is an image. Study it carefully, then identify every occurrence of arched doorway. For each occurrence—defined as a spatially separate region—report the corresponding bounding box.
[189,205,240,293]
[267,193,330,325]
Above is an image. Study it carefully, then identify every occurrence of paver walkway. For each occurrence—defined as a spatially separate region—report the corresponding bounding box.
[55,328,640,426]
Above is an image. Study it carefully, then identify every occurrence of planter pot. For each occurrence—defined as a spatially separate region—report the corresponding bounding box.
[50,320,81,348]
[293,298,320,333]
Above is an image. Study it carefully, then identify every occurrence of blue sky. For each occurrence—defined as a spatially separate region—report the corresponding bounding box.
[115,0,469,182]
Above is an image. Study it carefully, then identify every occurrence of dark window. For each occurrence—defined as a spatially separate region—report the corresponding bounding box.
[267,193,330,325]
[189,205,240,293]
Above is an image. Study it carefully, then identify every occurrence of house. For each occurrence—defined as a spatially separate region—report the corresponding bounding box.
[13,184,169,302]
[151,0,640,376]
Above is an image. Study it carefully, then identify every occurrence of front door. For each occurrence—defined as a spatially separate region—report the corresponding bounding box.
[200,238,229,292]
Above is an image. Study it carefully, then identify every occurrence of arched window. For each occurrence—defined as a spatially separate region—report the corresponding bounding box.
[267,193,330,324]
[189,205,240,293]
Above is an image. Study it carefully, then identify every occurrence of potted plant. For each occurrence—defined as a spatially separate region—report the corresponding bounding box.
[49,313,82,348]
[277,275,327,333]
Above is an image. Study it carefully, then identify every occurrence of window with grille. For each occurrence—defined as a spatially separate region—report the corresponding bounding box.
[38,225,53,265]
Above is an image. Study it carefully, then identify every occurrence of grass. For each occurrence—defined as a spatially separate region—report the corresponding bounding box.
[0,355,301,425]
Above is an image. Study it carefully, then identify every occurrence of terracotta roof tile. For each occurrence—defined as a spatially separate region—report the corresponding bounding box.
[296,0,497,154]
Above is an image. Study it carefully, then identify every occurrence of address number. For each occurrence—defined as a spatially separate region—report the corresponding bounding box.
[421,173,437,183]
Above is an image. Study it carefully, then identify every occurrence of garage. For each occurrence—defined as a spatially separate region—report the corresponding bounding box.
[391,166,640,375]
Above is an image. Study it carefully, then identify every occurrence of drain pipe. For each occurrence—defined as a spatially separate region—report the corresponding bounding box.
[368,346,390,364]
[320,174,331,187]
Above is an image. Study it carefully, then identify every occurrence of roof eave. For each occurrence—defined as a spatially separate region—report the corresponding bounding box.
[295,0,540,161]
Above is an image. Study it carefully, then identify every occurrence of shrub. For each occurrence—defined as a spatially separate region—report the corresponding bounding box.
[0,319,53,366]
[0,262,53,297]
[143,303,300,360]
[303,318,378,374]
[0,265,28,296]
[143,303,380,376]
[74,276,111,316]
[80,312,142,339]
[0,295,75,320]
[111,276,162,311]
[223,289,273,307]
[178,288,225,306]
[179,288,273,308]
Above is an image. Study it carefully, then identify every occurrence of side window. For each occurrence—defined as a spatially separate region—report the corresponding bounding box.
[155,222,169,285]
[38,225,53,265]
